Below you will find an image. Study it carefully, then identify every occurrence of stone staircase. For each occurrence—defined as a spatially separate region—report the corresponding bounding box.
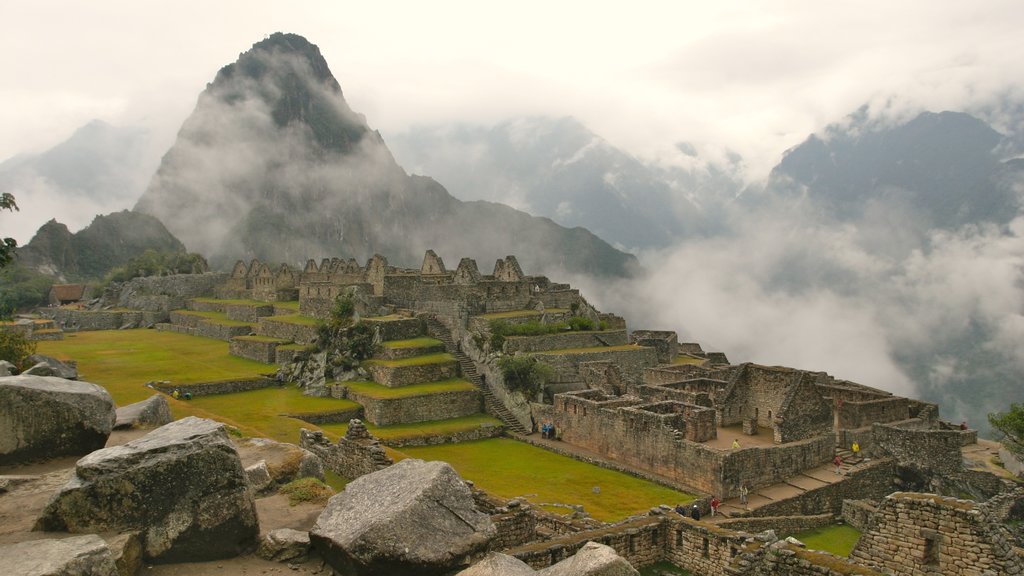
[422,315,529,435]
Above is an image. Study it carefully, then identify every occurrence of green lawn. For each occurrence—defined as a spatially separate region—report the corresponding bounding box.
[639,562,691,576]
[185,386,359,443]
[789,524,861,557]
[38,330,272,405]
[402,438,696,522]
[319,413,502,441]
[382,337,443,349]
[175,310,255,327]
[265,314,318,326]
[365,353,455,367]
[344,379,476,399]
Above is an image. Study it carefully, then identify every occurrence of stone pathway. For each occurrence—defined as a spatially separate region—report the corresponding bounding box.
[711,459,857,521]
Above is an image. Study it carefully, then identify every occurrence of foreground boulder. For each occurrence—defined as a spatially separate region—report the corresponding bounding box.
[258,528,311,563]
[541,542,639,576]
[0,375,115,465]
[234,437,324,486]
[0,534,117,576]
[22,354,78,379]
[112,394,172,429]
[456,542,638,576]
[35,416,259,563]
[310,458,495,576]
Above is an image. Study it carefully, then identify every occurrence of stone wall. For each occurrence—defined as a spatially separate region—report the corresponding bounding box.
[229,337,283,364]
[534,346,658,387]
[224,303,275,322]
[631,330,678,364]
[365,359,459,388]
[363,317,424,342]
[299,424,392,481]
[49,309,158,331]
[345,388,481,426]
[502,330,629,354]
[747,459,895,517]
[871,422,965,478]
[715,513,834,535]
[110,272,228,316]
[256,318,317,344]
[508,517,667,570]
[157,320,253,341]
[490,506,539,550]
[837,397,910,429]
[382,422,504,447]
[150,378,275,397]
[663,517,759,576]
[850,492,1024,575]
[842,499,879,531]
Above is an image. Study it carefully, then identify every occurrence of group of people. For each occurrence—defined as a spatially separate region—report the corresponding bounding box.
[675,490,744,520]
[540,422,556,439]
[171,389,192,400]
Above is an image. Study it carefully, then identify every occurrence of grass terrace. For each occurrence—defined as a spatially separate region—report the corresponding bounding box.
[382,337,443,349]
[344,378,475,399]
[273,301,301,312]
[542,344,644,354]
[265,313,318,326]
[672,355,707,366]
[788,524,861,557]
[233,335,289,343]
[476,309,543,320]
[319,414,502,442]
[38,330,270,405]
[175,310,255,327]
[363,314,406,321]
[191,297,270,307]
[364,352,455,368]
[402,438,696,522]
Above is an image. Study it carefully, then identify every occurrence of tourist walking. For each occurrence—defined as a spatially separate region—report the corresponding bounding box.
[690,504,701,521]
[852,441,860,457]
[739,485,749,508]
[710,496,720,517]
[833,454,843,475]
[731,438,740,450]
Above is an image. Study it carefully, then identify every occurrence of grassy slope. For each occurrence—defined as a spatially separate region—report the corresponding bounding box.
[402,438,696,522]
[789,525,862,557]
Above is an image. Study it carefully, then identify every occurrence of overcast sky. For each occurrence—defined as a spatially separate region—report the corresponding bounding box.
[2,1,1022,180]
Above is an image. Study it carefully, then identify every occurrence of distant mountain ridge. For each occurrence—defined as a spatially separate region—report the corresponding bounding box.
[133,33,637,277]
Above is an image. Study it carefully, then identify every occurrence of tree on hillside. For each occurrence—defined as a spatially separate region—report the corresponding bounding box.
[989,403,1024,454]
[1,192,18,269]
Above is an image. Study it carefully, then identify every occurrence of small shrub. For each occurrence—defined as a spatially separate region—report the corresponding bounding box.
[0,331,37,369]
[498,355,554,397]
[567,316,596,331]
[279,477,335,506]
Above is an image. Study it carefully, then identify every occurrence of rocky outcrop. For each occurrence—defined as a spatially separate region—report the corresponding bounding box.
[258,528,311,563]
[541,542,639,576]
[22,354,78,379]
[456,543,638,576]
[0,375,115,464]
[234,437,324,486]
[113,394,172,429]
[310,458,495,576]
[0,534,118,576]
[0,360,17,377]
[34,417,259,563]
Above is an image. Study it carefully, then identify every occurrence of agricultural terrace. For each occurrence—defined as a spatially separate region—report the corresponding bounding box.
[39,329,697,521]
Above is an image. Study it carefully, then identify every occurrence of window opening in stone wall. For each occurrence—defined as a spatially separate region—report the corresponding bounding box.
[768,409,772,420]
[730,546,737,558]
[702,537,709,558]
[754,407,758,419]
[922,530,939,566]
[629,535,636,554]
[651,530,659,546]
[676,530,682,546]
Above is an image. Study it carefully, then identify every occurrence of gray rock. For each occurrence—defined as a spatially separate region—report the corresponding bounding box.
[0,375,115,465]
[245,460,274,493]
[104,532,143,576]
[234,437,325,485]
[0,534,118,576]
[23,354,78,379]
[0,359,16,377]
[34,416,259,563]
[539,542,639,576]
[113,394,172,429]
[456,553,536,576]
[258,528,311,563]
[310,458,495,576]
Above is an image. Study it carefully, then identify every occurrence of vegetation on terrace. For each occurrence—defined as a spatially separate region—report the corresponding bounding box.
[382,337,443,349]
[403,438,696,522]
[487,316,608,350]
[344,378,475,399]
[37,330,270,405]
[789,524,862,557]
[265,313,318,326]
[319,414,503,442]
[175,310,255,327]
[365,352,455,368]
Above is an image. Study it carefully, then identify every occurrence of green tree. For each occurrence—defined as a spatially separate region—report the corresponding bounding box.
[1,192,18,269]
[989,403,1024,454]
[0,331,36,369]
[498,355,554,397]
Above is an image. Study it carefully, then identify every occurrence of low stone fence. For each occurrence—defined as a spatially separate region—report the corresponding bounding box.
[49,309,159,331]
[491,505,539,550]
[346,388,481,426]
[534,346,658,386]
[503,330,629,354]
[363,317,423,341]
[376,342,446,361]
[382,421,504,448]
[187,299,225,313]
[149,377,275,397]
[285,406,363,425]
[716,513,835,536]
[299,426,392,481]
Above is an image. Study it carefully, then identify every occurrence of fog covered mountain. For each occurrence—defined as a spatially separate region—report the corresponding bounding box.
[0,120,159,243]
[388,117,741,251]
[133,33,636,277]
